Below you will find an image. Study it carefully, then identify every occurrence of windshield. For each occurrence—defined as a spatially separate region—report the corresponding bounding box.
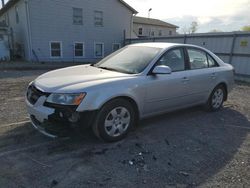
[94,46,162,74]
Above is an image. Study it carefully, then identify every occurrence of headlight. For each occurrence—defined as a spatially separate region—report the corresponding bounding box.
[46,93,86,105]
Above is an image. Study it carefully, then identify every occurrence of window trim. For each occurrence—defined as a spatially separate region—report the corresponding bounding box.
[74,42,85,58]
[112,43,121,52]
[148,47,187,75]
[50,41,63,58]
[159,30,162,36]
[73,7,83,25]
[94,42,104,58]
[94,10,104,27]
[138,28,143,35]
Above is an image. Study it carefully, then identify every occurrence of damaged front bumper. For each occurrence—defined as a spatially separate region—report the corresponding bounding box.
[26,90,96,138]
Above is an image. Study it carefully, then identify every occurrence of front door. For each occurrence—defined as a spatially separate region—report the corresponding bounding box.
[144,48,190,115]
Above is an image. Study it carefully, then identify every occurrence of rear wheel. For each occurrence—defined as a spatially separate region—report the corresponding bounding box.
[205,85,226,111]
[92,99,136,142]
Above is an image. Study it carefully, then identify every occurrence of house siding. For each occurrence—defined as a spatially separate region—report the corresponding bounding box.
[28,0,133,62]
[1,0,30,60]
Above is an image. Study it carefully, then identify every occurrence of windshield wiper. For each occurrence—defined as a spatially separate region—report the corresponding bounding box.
[97,66,120,72]
[96,66,134,74]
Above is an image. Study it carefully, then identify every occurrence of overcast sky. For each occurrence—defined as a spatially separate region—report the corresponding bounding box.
[124,0,250,33]
[1,0,249,33]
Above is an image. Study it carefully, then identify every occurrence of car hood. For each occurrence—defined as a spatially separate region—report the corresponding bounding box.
[34,65,131,93]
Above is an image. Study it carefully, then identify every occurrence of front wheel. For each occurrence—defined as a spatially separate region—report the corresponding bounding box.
[92,99,136,142]
[205,85,226,111]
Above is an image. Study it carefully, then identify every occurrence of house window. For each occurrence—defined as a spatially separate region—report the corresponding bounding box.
[112,43,121,52]
[94,11,103,27]
[138,28,143,35]
[151,31,155,36]
[159,30,162,36]
[95,43,104,58]
[73,8,83,25]
[169,30,172,36]
[74,42,85,57]
[15,6,19,24]
[50,42,62,58]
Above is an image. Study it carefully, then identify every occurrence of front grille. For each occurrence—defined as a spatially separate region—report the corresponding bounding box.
[27,85,50,105]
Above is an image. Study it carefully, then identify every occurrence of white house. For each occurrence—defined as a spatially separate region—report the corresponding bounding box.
[0,0,137,62]
[133,16,178,38]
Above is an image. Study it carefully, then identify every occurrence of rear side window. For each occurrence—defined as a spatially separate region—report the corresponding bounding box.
[157,48,185,72]
[207,54,218,68]
[188,49,208,69]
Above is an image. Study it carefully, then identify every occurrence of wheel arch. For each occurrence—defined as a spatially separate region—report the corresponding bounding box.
[99,96,140,122]
[216,82,228,101]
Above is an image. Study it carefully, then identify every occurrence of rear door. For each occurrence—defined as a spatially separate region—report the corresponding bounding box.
[184,48,219,104]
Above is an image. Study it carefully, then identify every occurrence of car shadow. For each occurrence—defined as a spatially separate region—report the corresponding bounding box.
[0,106,249,187]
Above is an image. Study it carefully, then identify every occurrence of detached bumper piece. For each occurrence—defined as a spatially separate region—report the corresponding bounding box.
[30,115,58,138]
[30,104,97,138]
[27,85,96,138]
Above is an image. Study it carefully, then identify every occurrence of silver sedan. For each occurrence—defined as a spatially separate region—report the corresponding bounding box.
[26,43,234,142]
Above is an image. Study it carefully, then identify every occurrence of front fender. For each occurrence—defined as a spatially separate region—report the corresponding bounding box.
[76,82,145,116]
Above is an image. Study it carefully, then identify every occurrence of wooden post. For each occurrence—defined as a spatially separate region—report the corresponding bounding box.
[229,34,237,64]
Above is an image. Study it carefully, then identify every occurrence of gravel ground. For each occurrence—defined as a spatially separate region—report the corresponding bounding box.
[0,70,250,188]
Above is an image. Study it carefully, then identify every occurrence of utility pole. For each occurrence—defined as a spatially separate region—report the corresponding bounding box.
[1,0,5,7]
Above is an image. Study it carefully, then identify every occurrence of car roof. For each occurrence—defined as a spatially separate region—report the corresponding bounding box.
[129,42,201,49]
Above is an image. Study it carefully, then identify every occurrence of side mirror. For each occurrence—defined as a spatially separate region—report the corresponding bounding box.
[152,65,172,75]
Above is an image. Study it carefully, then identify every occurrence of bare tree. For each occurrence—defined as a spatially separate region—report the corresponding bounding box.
[189,21,198,33]
[181,26,189,34]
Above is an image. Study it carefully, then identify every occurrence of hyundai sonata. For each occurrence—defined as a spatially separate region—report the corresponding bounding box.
[26,43,234,142]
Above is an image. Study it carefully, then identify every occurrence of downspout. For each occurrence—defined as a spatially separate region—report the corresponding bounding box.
[24,0,33,62]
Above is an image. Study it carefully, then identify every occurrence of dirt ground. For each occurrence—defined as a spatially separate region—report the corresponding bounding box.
[0,70,250,188]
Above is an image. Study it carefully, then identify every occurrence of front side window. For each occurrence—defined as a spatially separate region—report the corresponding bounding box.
[73,8,83,25]
[50,42,62,57]
[188,49,208,69]
[94,11,103,27]
[95,43,104,58]
[157,48,185,72]
[75,43,84,57]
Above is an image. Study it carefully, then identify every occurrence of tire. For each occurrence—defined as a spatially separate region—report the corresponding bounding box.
[92,99,136,142]
[205,85,226,112]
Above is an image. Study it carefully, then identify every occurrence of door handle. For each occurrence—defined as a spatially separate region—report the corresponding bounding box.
[211,73,216,79]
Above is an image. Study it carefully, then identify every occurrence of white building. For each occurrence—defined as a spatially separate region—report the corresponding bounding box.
[0,0,137,62]
[133,16,178,38]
